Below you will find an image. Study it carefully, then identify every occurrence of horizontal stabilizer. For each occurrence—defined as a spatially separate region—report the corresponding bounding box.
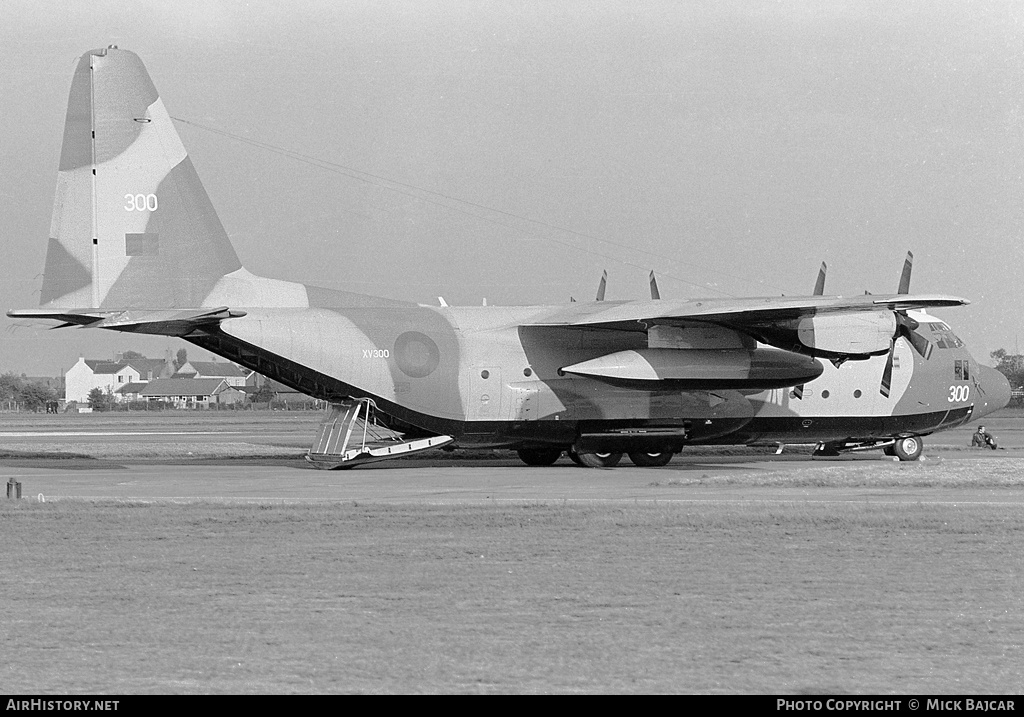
[7,306,245,336]
[7,309,107,327]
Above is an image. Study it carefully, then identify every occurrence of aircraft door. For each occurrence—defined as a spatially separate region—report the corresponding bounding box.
[471,367,502,420]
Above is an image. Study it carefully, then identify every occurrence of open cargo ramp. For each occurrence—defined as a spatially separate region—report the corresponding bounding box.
[306,399,453,469]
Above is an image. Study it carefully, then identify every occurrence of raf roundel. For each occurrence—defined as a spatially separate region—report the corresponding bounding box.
[394,331,441,379]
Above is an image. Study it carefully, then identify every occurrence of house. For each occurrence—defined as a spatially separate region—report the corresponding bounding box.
[216,386,248,406]
[65,354,173,403]
[115,382,149,402]
[141,378,236,409]
[173,361,251,387]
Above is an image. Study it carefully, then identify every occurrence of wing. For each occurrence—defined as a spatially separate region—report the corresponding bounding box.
[521,293,968,358]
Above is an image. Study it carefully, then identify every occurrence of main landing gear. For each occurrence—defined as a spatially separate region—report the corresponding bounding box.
[517,447,675,468]
[515,447,563,466]
[626,451,674,467]
[813,436,924,462]
[565,447,622,467]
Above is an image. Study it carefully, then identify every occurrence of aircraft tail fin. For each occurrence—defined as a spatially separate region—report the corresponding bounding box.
[41,46,242,310]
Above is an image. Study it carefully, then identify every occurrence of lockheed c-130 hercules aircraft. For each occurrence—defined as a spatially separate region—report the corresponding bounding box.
[8,47,1011,468]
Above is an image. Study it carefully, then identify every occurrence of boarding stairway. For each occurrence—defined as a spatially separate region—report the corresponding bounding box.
[306,398,453,469]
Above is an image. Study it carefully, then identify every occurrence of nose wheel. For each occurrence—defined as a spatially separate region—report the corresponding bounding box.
[891,436,923,461]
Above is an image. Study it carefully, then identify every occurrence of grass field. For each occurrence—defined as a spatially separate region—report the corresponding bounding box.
[2,499,1023,694]
[2,409,1023,693]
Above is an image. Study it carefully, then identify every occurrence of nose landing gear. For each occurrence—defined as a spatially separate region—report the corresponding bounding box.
[889,436,923,461]
[813,435,924,462]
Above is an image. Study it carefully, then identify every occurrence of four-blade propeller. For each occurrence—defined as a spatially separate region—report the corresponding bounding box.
[590,254,936,399]
[880,252,933,397]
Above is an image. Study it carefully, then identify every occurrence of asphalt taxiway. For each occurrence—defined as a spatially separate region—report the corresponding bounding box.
[4,453,1024,506]
[3,410,1023,505]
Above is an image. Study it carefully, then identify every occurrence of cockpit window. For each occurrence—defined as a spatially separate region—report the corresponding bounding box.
[926,322,964,349]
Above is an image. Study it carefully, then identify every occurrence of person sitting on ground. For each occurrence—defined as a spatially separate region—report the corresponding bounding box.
[971,425,998,450]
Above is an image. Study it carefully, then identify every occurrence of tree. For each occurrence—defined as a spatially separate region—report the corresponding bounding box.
[19,382,55,412]
[174,348,188,371]
[252,384,276,404]
[87,387,115,412]
[0,373,23,402]
[121,350,145,360]
[991,349,1024,391]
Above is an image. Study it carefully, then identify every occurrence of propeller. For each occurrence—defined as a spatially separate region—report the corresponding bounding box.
[813,262,827,296]
[790,261,828,401]
[897,251,913,295]
[880,252,933,397]
[789,261,829,401]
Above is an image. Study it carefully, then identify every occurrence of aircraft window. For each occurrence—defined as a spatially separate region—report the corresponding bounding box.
[524,368,533,377]
[480,370,489,379]
[854,390,862,398]
[925,323,964,349]
[954,360,970,381]
[821,390,830,398]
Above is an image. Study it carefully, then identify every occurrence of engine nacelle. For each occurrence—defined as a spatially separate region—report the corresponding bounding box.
[795,311,895,355]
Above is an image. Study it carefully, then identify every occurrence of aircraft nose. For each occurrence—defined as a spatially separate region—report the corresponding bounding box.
[975,366,1011,419]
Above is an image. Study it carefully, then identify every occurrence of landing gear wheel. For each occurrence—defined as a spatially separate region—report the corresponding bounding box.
[893,436,923,462]
[567,447,584,466]
[516,447,562,466]
[576,451,623,468]
[628,451,673,467]
[883,443,897,457]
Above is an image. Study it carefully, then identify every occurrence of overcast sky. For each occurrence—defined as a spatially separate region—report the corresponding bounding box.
[2,0,1022,376]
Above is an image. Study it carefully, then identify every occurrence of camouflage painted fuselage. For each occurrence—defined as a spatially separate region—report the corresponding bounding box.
[186,294,1007,452]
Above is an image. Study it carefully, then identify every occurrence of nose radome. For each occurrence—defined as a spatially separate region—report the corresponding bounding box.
[975,366,1011,419]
